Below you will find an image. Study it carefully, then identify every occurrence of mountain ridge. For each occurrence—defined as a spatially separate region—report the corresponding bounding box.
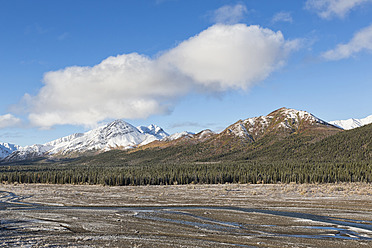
[0,143,20,159]
[223,107,337,141]
[1,107,366,163]
[1,122,370,185]
[2,120,169,162]
[330,115,372,130]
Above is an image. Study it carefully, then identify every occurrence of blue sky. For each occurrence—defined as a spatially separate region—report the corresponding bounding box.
[1,0,372,146]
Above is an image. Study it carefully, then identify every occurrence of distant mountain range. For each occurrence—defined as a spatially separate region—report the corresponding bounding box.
[330,115,372,130]
[1,107,370,162]
[1,121,170,161]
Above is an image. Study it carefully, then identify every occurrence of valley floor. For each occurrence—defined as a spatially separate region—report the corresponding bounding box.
[1,183,372,247]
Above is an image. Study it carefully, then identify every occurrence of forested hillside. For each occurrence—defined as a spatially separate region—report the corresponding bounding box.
[1,124,370,185]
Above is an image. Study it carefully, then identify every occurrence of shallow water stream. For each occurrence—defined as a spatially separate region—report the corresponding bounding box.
[1,186,372,247]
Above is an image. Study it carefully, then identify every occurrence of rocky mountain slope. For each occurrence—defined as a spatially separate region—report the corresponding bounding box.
[330,115,372,130]
[2,122,370,186]
[3,120,168,162]
[118,107,342,165]
[66,114,370,184]
[0,107,348,163]
[0,143,20,159]
[212,107,340,144]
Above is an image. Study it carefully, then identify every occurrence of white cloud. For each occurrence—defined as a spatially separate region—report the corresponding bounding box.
[305,0,372,19]
[0,114,22,129]
[162,24,299,91]
[322,24,372,60]
[25,24,298,128]
[211,4,248,24]
[27,53,190,128]
[272,12,293,23]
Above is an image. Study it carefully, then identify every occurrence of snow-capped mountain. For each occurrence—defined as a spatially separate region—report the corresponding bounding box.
[329,115,372,130]
[194,130,215,142]
[0,143,20,159]
[1,108,353,162]
[137,124,169,144]
[222,107,339,141]
[161,131,195,141]
[137,124,168,138]
[138,129,216,150]
[3,120,169,162]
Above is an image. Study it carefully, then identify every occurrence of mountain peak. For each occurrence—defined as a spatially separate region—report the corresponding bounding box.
[224,107,338,141]
[0,143,20,159]
[105,119,133,129]
[269,107,311,118]
[162,131,194,141]
[137,124,169,139]
[268,107,330,125]
[2,120,169,162]
[99,119,139,138]
[330,114,372,130]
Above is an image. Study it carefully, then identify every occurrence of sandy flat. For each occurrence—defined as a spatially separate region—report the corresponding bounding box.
[1,183,372,247]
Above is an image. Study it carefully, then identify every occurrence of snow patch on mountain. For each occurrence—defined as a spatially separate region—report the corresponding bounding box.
[162,131,194,141]
[229,123,250,138]
[272,108,329,126]
[227,107,335,140]
[137,124,169,145]
[3,120,170,162]
[137,124,168,138]
[330,115,372,130]
[0,143,20,159]
[243,116,270,134]
[196,129,215,141]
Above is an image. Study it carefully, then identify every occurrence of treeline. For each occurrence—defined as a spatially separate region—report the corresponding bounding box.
[1,160,371,186]
[0,124,370,185]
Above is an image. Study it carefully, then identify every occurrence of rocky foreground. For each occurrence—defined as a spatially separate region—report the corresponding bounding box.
[1,183,372,247]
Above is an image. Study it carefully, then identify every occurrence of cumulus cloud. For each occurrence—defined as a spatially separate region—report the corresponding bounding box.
[25,24,298,128]
[0,114,22,129]
[27,53,190,128]
[162,24,298,90]
[211,4,248,24]
[272,12,293,23]
[322,24,372,60]
[305,0,372,19]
